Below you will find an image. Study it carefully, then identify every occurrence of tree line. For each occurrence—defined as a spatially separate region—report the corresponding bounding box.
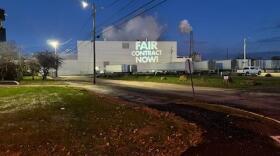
[0,42,63,81]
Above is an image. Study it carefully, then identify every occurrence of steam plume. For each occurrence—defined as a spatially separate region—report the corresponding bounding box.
[102,16,163,41]
[179,19,192,33]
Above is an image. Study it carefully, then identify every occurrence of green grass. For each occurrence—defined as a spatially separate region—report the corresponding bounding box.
[106,75,280,92]
[0,86,201,155]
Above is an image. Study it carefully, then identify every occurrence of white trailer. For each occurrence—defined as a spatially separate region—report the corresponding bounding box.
[215,60,237,71]
[140,62,193,74]
[105,65,130,73]
[193,60,216,72]
[236,59,251,70]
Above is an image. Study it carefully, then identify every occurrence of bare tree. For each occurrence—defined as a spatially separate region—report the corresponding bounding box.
[27,59,41,80]
[0,42,20,80]
[54,55,63,78]
[36,51,62,80]
[0,41,18,60]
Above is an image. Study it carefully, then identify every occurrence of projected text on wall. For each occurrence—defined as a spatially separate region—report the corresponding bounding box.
[131,41,162,63]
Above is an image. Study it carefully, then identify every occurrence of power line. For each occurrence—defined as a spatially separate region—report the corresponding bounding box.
[103,0,122,8]
[98,0,168,36]
[96,0,138,29]
[97,0,158,33]
[61,0,122,53]
[65,0,158,50]
[63,0,168,53]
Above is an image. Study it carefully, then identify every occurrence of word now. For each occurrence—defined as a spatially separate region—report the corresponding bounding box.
[136,56,159,63]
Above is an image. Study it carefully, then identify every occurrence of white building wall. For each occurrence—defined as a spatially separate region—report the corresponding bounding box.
[58,60,81,76]
[76,41,178,74]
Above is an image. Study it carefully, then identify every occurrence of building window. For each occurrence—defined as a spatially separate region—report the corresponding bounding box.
[122,43,129,49]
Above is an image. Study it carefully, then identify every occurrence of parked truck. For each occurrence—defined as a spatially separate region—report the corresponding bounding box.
[237,66,262,75]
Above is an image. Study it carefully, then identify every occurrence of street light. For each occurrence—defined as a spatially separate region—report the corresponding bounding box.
[47,40,60,55]
[81,1,89,8]
[81,0,97,85]
[47,39,60,77]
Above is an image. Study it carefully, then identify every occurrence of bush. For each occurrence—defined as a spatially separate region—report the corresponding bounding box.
[265,74,272,77]
[179,75,188,81]
[0,62,18,80]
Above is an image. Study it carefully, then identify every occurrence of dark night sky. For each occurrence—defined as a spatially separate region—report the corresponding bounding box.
[1,0,280,59]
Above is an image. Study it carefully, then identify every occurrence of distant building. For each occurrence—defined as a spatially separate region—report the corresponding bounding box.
[0,8,6,42]
[59,41,194,75]
[191,52,202,62]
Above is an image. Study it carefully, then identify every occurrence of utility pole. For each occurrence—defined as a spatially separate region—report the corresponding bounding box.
[81,1,97,85]
[187,59,195,97]
[186,31,195,97]
[243,38,247,68]
[189,30,193,57]
[226,48,229,60]
[92,3,97,85]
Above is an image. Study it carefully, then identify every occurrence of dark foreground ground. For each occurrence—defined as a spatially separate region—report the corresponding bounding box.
[0,86,202,155]
[152,104,280,156]
[66,80,280,156]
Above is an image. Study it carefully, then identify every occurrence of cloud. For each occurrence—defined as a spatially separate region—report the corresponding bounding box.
[102,16,164,41]
[257,36,280,43]
[179,19,192,33]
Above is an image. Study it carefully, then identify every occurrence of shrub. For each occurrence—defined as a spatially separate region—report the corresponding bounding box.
[0,62,18,80]
[265,74,272,77]
[179,75,188,81]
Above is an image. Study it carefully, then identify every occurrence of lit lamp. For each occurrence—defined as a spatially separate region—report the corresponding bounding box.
[81,1,89,8]
[47,40,60,55]
[47,39,60,77]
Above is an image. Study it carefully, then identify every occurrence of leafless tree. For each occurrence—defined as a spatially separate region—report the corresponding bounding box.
[27,59,41,80]
[36,51,62,80]
[0,41,20,80]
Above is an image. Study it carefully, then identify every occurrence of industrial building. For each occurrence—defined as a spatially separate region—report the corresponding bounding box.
[253,60,280,72]
[0,8,6,42]
[59,40,280,76]
[59,41,192,75]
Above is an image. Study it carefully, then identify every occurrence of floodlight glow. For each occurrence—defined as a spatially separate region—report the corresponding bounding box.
[47,40,60,49]
[81,1,89,8]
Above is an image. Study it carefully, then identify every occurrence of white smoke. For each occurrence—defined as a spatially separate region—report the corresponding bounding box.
[102,16,163,41]
[179,19,192,33]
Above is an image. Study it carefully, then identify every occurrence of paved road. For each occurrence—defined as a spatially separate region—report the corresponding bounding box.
[95,79,280,121]
[66,80,280,155]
